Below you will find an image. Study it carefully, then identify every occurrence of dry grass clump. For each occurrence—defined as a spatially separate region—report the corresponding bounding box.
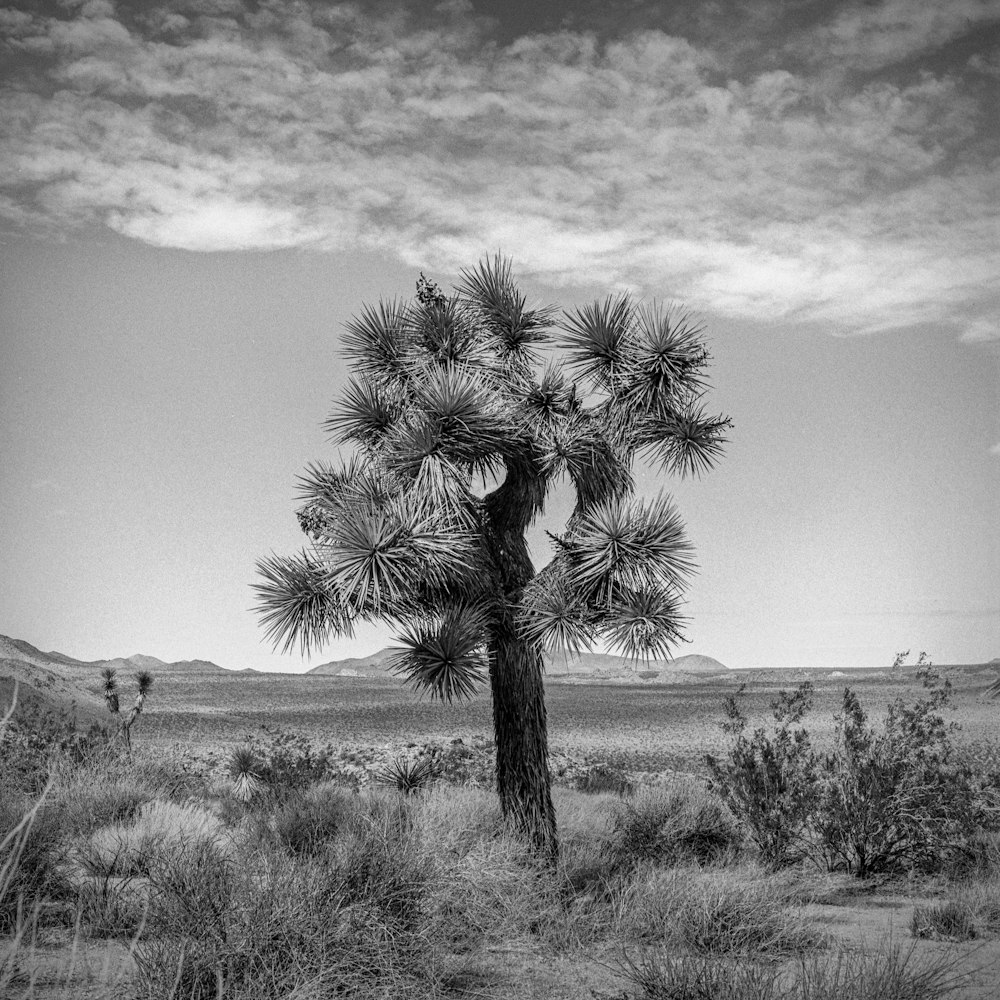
[0,790,74,935]
[78,798,231,878]
[271,781,355,856]
[606,779,742,873]
[910,899,977,942]
[611,939,971,1000]
[132,813,445,1000]
[613,864,820,955]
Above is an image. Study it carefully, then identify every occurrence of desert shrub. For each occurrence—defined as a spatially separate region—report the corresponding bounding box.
[910,899,977,941]
[607,780,741,873]
[815,667,997,876]
[706,683,819,868]
[708,660,1000,876]
[0,699,112,794]
[272,781,355,856]
[350,785,414,842]
[0,792,75,933]
[433,739,496,787]
[79,798,230,878]
[614,866,817,955]
[327,817,434,937]
[244,726,333,794]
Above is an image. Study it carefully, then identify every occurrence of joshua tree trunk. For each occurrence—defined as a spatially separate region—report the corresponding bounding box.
[484,454,557,857]
[490,619,557,857]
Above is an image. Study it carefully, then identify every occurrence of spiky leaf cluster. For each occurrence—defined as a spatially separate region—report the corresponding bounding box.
[255,256,730,696]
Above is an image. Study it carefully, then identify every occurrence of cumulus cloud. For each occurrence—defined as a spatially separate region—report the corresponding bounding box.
[0,0,998,338]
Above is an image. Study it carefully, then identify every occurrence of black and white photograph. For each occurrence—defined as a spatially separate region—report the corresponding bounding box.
[2,1,999,996]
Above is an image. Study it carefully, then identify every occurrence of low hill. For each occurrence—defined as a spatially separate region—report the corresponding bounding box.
[0,657,105,725]
[309,648,398,677]
[665,654,730,674]
[307,647,729,680]
[1,633,233,731]
[0,635,227,674]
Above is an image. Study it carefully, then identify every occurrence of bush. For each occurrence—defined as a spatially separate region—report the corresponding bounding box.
[243,726,333,795]
[608,780,741,873]
[0,792,74,933]
[707,658,1000,876]
[272,782,355,855]
[816,666,995,876]
[0,698,112,794]
[706,683,819,868]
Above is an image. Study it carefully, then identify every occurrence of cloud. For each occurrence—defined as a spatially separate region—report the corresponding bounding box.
[0,0,998,338]
[961,319,1000,343]
[788,0,1000,73]
[991,443,1000,456]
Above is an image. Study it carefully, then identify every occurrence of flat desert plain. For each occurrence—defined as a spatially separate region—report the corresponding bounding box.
[133,663,1000,775]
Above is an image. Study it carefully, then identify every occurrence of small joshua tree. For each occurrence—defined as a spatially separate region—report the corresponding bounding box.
[102,666,119,715]
[254,256,730,855]
[122,670,154,749]
[100,667,153,750]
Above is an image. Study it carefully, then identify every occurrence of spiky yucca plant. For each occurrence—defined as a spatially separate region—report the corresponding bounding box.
[376,755,440,796]
[229,746,265,804]
[253,256,730,856]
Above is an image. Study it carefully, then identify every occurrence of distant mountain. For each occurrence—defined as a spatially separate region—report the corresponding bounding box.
[546,650,729,678]
[127,653,167,670]
[307,646,730,679]
[0,634,228,676]
[308,648,398,677]
[0,633,239,730]
[0,635,95,669]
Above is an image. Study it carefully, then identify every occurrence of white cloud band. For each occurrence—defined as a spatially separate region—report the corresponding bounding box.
[1,0,998,337]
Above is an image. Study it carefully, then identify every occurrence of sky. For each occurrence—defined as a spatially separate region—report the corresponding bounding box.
[1,0,998,672]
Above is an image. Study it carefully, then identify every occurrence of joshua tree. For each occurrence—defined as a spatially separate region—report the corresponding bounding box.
[253,256,730,855]
[100,667,153,749]
[121,670,154,748]
[102,666,119,715]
